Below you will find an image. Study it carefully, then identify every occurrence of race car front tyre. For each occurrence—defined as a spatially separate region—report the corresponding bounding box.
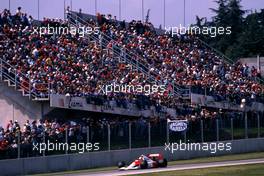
[140,160,148,169]
[118,161,126,168]
[158,158,167,167]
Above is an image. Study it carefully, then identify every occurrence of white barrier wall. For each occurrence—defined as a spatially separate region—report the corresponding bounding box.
[191,93,264,112]
[50,94,153,117]
[0,138,264,176]
[0,82,52,127]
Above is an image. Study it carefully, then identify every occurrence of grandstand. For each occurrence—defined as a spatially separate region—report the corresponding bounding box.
[0,4,264,175]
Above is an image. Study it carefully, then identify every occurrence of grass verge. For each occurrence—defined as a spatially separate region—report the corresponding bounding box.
[136,163,264,176]
[32,152,264,176]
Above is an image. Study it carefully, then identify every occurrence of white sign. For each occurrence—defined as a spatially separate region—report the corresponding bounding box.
[168,120,188,132]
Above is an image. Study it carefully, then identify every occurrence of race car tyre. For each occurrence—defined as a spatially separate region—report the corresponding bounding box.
[118,161,126,168]
[140,160,148,169]
[163,158,168,167]
[158,158,167,167]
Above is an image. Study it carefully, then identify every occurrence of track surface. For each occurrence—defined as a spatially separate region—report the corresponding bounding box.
[57,158,264,176]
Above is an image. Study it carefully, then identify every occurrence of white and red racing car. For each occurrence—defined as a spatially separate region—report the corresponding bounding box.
[118,153,167,170]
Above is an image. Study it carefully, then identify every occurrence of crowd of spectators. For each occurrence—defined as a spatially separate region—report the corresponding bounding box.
[0,115,166,159]
[91,12,264,104]
[0,118,76,159]
[0,105,249,160]
[1,7,264,110]
[0,117,128,159]
[1,7,263,160]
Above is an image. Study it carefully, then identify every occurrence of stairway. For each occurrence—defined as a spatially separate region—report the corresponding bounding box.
[0,58,49,101]
[67,11,191,99]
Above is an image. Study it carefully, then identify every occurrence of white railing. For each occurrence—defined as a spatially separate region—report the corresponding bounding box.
[67,11,190,98]
[0,57,50,101]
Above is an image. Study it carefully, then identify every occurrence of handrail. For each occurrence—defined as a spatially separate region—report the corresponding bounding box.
[67,11,189,97]
[197,38,234,64]
[67,14,158,82]
[73,15,185,96]
[0,28,50,100]
[198,38,264,85]
[68,13,151,76]
[0,57,49,100]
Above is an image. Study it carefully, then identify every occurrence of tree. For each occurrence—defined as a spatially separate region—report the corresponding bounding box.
[206,0,245,60]
[226,0,245,42]
[235,11,264,57]
[198,1,262,60]
[209,0,230,53]
[210,0,228,27]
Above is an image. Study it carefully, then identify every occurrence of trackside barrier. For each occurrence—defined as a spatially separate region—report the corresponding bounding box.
[1,111,263,160]
[0,138,264,176]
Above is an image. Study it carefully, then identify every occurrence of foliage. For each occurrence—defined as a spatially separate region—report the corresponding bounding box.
[197,0,264,61]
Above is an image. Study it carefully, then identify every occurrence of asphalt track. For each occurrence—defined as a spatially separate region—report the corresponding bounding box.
[57,158,264,176]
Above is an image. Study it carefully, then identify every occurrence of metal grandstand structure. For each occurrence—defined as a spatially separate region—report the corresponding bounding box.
[66,11,190,99]
[1,10,263,103]
[0,57,50,101]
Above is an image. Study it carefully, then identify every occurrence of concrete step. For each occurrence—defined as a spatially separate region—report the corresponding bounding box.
[23,93,30,97]
[3,79,17,89]
[32,97,49,101]
[3,79,9,83]
[17,89,24,92]
[8,84,16,87]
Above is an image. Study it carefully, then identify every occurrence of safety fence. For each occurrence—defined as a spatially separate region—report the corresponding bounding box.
[1,111,264,160]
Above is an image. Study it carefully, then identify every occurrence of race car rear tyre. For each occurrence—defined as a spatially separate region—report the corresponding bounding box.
[158,158,167,167]
[118,161,126,168]
[163,159,168,167]
[140,160,148,169]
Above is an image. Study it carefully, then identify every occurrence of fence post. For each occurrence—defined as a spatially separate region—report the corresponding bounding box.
[257,112,260,138]
[0,59,2,81]
[148,122,151,148]
[86,125,90,153]
[65,128,68,154]
[129,122,131,150]
[245,111,248,139]
[108,124,111,151]
[14,69,17,89]
[200,119,204,142]
[87,126,90,143]
[43,131,46,156]
[184,130,187,143]
[216,119,219,141]
[231,118,234,140]
[166,121,169,144]
[17,131,21,159]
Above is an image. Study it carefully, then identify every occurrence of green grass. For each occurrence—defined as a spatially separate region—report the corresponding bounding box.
[32,152,264,176]
[169,152,264,165]
[136,163,264,176]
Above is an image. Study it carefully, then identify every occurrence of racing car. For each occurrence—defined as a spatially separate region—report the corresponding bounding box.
[118,153,167,170]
